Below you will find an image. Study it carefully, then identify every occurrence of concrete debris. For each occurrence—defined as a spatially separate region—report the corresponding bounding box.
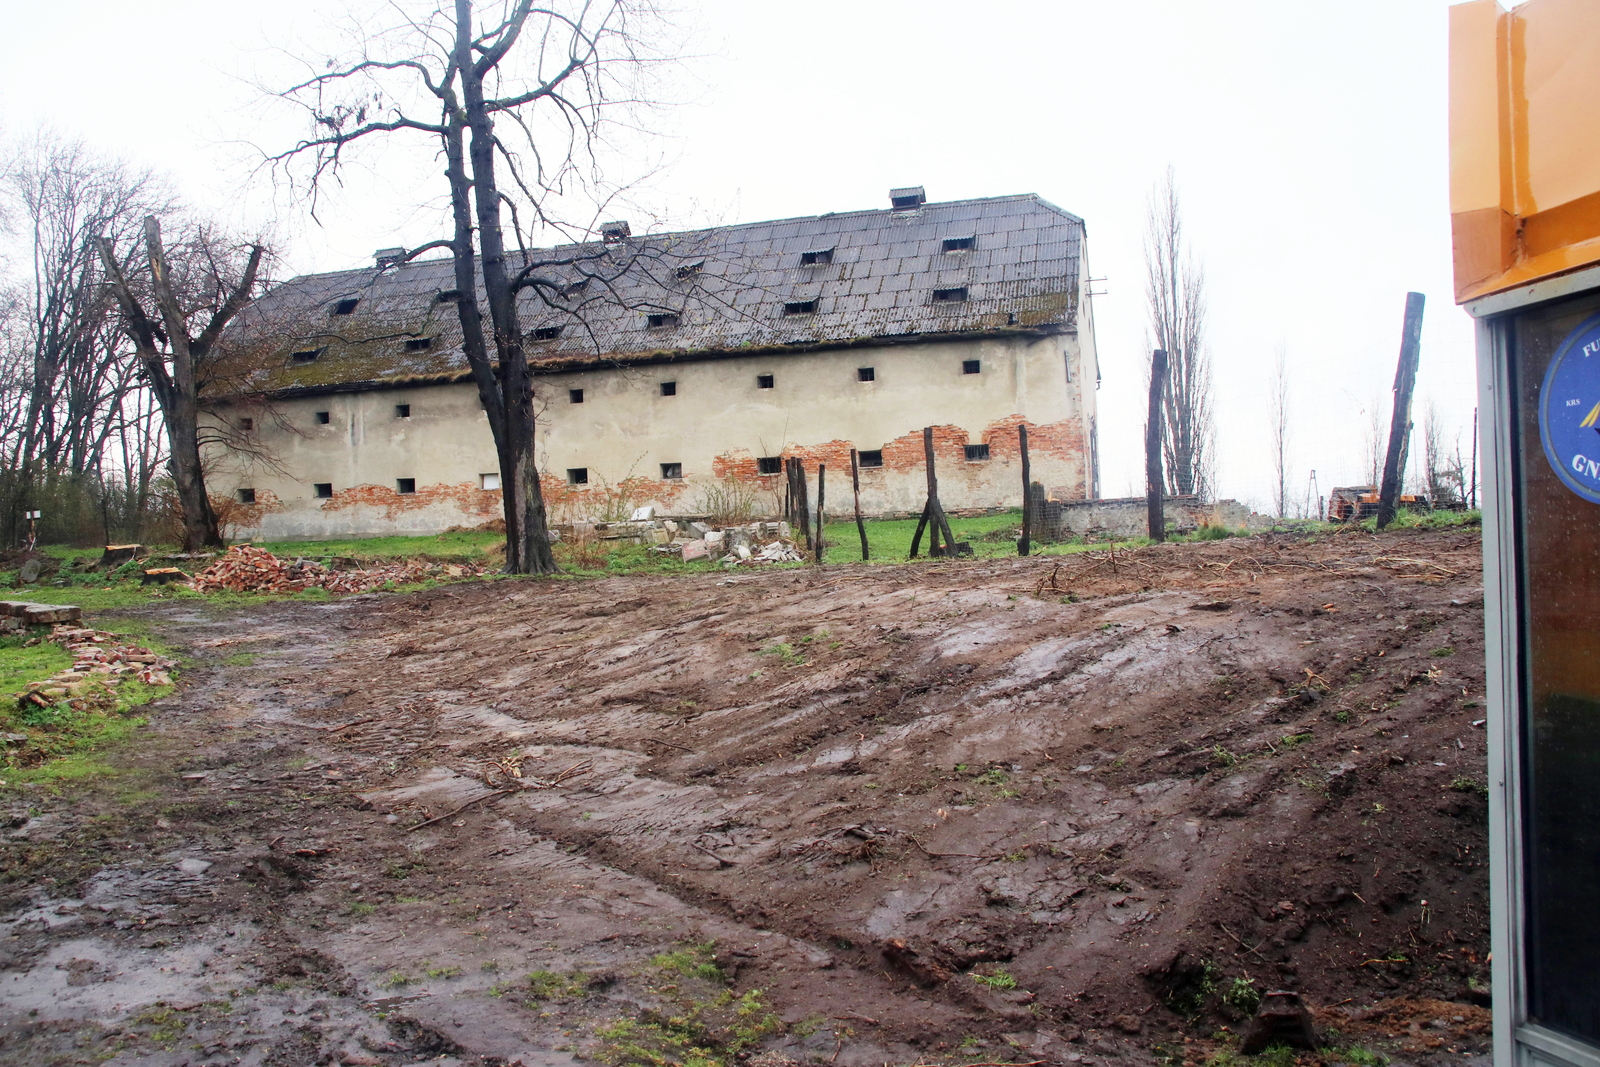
[189,546,482,595]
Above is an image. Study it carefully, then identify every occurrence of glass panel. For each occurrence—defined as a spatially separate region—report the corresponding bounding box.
[1510,289,1600,1044]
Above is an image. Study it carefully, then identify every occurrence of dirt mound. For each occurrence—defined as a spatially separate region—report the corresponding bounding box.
[279,526,1489,1052]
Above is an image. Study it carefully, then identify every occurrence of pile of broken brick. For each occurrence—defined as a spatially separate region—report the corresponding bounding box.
[189,545,482,594]
[3,602,178,709]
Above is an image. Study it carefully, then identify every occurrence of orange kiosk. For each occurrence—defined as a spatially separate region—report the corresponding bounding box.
[1452,3,1600,1064]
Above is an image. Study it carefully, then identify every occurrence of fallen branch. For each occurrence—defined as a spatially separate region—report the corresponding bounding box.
[911,835,1002,860]
[1218,922,1270,960]
[691,841,736,867]
[404,790,509,832]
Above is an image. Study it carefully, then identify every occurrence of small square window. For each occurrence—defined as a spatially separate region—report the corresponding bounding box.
[857,367,875,382]
[313,482,333,498]
[660,462,683,480]
[405,337,432,351]
[569,388,584,404]
[332,298,359,315]
[238,417,254,432]
[858,450,883,468]
[533,325,563,341]
[783,300,817,315]
[942,236,976,252]
[567,468,589,486]
[292,349,320,364]
[237,488,256,504]
[933,286,969,303]
[963,359,981,375]
[660,381,677,397]
[757,374,775,389]
[395,404,411,418]
[647,313,679,328]
[480,473,501,491]
[757,456,782,475]
[396,478,416,494]
[800,248,834,266]
[965,444,991,461]
[315,411,330,425]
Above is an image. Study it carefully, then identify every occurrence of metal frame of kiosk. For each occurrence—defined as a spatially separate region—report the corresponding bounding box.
[1469,262,1600,1067]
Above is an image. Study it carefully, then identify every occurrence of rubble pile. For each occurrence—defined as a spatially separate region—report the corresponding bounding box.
[17,624,177,708]
[189,545,482,595]
[555,510,808,566]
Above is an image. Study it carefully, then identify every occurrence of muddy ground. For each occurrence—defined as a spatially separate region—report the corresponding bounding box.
[0,527,1492,1066]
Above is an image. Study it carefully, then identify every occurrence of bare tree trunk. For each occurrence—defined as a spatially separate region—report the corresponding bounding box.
[96,217,262,551]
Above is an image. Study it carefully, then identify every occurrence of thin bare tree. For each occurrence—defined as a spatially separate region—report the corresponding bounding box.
[266,0,679,574]
[1363,393,1386,490]
[1269,345,1290,518]
[97,219,266,550]
[1143,166,1214,500]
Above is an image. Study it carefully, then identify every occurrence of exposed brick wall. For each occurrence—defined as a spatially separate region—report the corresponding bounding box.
[709,415,1090,501]
[320,482,503,523]
[541,474,691,522]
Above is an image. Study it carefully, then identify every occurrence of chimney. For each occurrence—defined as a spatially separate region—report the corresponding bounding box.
[889,186,926,211]
[600,221,631,243]
[374,247,405,270]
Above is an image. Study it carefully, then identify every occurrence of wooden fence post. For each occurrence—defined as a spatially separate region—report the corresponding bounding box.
[1376,292,1426,530]
[814,463,826,564]
[1147,350,1169,542]
[850,448,868,560]
[1018,424,1032,556]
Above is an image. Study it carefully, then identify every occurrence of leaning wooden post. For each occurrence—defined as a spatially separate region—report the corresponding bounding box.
[909,500,931,559]
[1376,292,1427,530]
[922,427,943,557]
[1018,424,1032,556]
[850,448,869,560]
[1147,349,1169,542]
[814,463,826,564]
[795,460,812,550]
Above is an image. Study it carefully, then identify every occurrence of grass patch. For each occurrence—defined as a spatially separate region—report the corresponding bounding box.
[526,969,588,1000]
[0,633,175,787]
[969,967,1018,990]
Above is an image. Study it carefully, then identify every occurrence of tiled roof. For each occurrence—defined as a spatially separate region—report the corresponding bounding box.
[222,193,1084,393]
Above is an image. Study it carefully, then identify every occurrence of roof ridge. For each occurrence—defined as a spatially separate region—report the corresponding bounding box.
[276,193,1074,285]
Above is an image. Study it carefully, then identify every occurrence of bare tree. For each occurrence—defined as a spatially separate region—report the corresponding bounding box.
[1363,393,1385,489]
[1269,345,1289,518]
[1144,167,1214,499]
[267,0,678,574]
[1420,398,1445,504]
[97,219,265,550]
[0,135,174,543]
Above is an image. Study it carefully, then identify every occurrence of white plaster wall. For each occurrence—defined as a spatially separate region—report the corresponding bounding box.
[209,332,1093,540]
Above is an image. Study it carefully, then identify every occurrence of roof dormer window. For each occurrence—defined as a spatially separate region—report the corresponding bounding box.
[404,337,432,351]
[436,289,461,303]
[942,236,976,252]
[332,298,360,315]
[932,286,969,303]
[800,248,834,266]
[532,326,563,341]
[676,260,705,280]
[647,313,679,328]
[291,349,322,364]
[889,185,926,211]
[783,300,817,315]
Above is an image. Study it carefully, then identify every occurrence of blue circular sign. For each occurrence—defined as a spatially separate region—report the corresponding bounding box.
[1540,313,1600,504]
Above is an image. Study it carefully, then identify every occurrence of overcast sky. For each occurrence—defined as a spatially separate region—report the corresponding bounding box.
[0,0,1487,513]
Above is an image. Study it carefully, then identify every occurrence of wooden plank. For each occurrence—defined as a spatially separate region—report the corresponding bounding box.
[1147,349,1169,542]
[1377,292,1427,529]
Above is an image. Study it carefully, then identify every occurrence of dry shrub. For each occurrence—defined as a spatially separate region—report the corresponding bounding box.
[554,527,609,570]
[692,476,760,526]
